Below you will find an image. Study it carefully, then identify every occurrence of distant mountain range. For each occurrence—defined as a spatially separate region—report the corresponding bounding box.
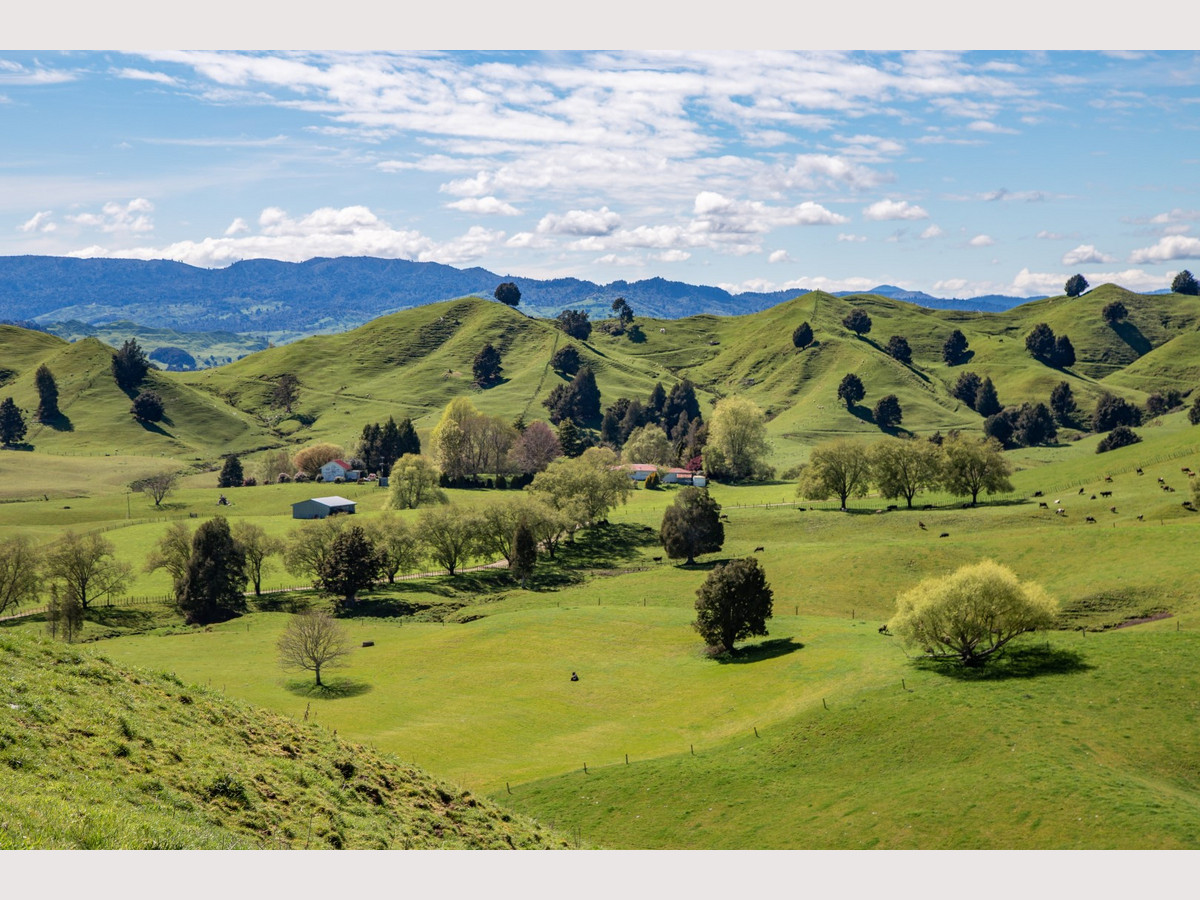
[0,255,1041,337]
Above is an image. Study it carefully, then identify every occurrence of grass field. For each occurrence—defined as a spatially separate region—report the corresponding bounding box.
[4,287,1200,849]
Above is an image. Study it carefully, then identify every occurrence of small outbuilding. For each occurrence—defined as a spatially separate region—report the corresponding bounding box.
[292,496,357,519]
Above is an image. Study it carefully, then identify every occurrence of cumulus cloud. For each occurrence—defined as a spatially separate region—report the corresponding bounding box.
[1010,267,1162,295]
[693,191,847,232]
[768,249,793,263]
[920,224,943,239]
[654,250,691,263]
[837,233,867,242]
[1130,235,1200,263]
[1062,244,1115,265]
[969,234,995,247]
[863,199,928,221]
[18,211,55,233]
[66,204,505,268]
[224,217,249,236]
[446,196,521,216]
[66,198,154,234]
[536,206,622,236]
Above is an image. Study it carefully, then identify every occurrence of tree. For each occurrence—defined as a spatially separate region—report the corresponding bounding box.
[792,321,814,349]
[271,374,301,412]
[177,517,248,625]
[1091,392,1142,432]
[131,389,165,422]
[283,517,346,582]
[951,371,982,409]
[1101,300,1128,325]
[475,495,550,567]
[530,447,632,531]
[418,505,480,575]
[508,420,562,474]
[45,531,131,611]
[660,486,724,565]
[0,535,41,616]
[842,308,872,336]
[395,417,421,459]
[940,434,1013,505]
[837,373,865,408]
[1172,269,1199,295]
[387,454,447,509]
[0,398,27,446]
[46,584,84,643]
[364,513,421,583]
[623,424,675,466]
[277,610,352,688]
[942,329,969,365]
[551,344,581,375]
[257,448,294,484]
[556,309,592,340]
[1145,390,1183,419]
[111,338,150,391]
[316,525,382,608]
[871,438,943,508]
[1189,395,1200,426]
[131,470,178,507]
[473,343,503,387]
[885,335,912,365]
[797,439,872,510]
[647,382,668,422]
[494,282,521,307]
[511,520,538,589]
[693,557,774,654]
[888,560,1058,667]
[1097,425,1141,453]
[556,419,585,458]
[974,377,1001,417]
[34,364,59,423]
[1065,273,1089,298]
[231,521,284,596]
[611,296,634,328]
[218,455,244,488]
[292,443,346,479]
[1025,323,1057,364]
[872,394,903,429]
[663,379,701,427]
[1053,334,1076,369]
[145,521,193,601]
[1013,402,1057,447]
[983,408,1016,448]
[1049,381,1077,426]
[704,397,771,481]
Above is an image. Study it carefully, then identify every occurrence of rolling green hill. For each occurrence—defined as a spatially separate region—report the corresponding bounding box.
[0,631,564,849]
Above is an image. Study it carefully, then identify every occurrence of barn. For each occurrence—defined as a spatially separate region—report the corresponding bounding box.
[291,496,357,519]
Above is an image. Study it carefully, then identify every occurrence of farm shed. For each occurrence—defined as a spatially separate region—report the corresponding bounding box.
[292,496,357,519]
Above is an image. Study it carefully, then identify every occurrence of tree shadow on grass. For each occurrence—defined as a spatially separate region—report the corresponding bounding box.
[911,643,1092,681]
[283,677,372,699]
[1111,321,1152,357]
[715,637,804,664]
[86,606,160,629]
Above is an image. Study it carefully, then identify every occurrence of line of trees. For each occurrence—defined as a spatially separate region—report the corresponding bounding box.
[797,432,1014,509]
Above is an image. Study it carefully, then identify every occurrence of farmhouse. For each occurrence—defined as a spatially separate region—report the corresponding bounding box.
[319,459,360,482]
[663,467,707,487]
[292,496,357,519]
[622,463,660,482]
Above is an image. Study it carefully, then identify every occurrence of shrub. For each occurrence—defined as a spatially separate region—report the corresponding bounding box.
[1096,425,1141,453]
[241,476,257,487]
[885,335,912,364]
[276,472,292,483]
[842,308,872,336]
[1092,393,1142,432]
[792,322,814,349]
[643,470,661,489]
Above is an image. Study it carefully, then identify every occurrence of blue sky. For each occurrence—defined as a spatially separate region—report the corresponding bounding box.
[3,49,1200,297]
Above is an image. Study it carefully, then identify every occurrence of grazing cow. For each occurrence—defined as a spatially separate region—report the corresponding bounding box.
[1038,502,1049,509]
[1158,477,1165,484]
[1183,468,1191,474]
[652,556,663,563]
[887,504,898,511]
[1110,506,1118,514]
[918,521,927,529]
[719,514,729,520]
[1090,494,1097,500]
[1085,516,1096,523]
[1055,499,1061,505]
[1190,473,1197,478]
[1100,491,1112,498]
[1137,515,1144,521]
[1137,468,1144,475]
[1033,490,1044,497]
[1078,488,1085,495]
[1056,508,1067,516]
[1104,476,1113,483]
[754,546,765,552]
[939,533,950,538]
[878,624,890,635]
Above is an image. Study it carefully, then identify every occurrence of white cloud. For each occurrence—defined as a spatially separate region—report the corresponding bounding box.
[1147,208,1200,225]
[969,234,995,247]
[693,192,847,232]
[1010,267,1163,295]
[932,278,970,293]
[837,233,867,242]
[593,253,644,267]
[768,249,793,263]
[1036,230,1066,239]
[113,68,178,86]
[446,196,521,216]
[654,250,690,262]
[863,199,928,221]
[966,120,1019,135]
[66,204,504,268]
[1061,244,1115,265]
[920,224,943,239]
[1131,235,1200,263]
[18,210,55,233]
[224,217,249,236]
[66,198,154,234]
[536,206,622,236]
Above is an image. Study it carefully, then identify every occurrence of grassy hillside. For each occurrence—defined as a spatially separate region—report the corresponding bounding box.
[0,631,563,849]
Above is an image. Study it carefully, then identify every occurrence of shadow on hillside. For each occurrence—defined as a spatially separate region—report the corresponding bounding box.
[847,404,874,425]
[0,442,34,452]
[136,418,173,438]
[1111,321,1152,357]
[716,637,804,664]
[87,606,160,629]
[253,594,315,614]
[284,677,372,699]
[912,644,1092,681]
[40,411,74,432]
